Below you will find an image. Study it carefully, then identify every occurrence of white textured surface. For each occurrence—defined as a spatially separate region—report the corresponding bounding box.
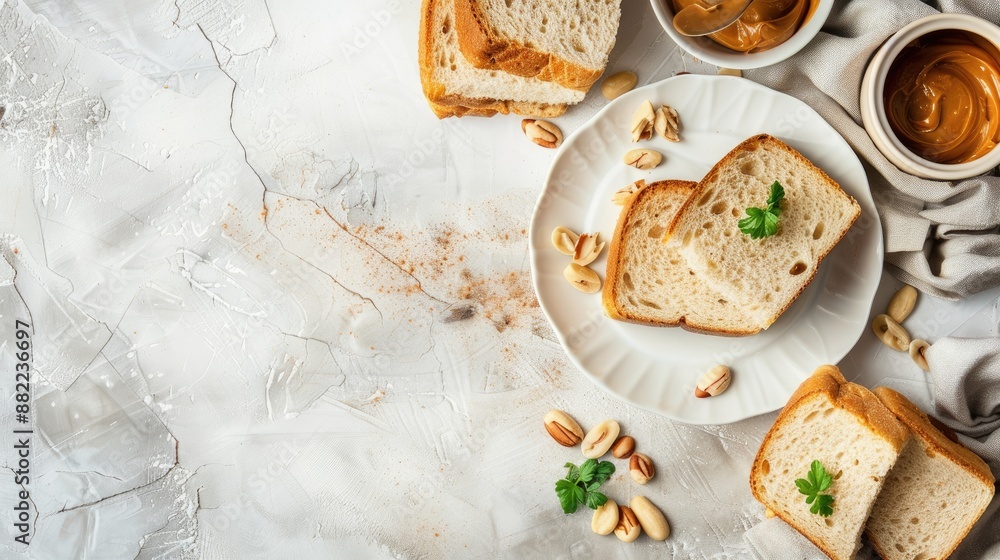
[0,0,996,557]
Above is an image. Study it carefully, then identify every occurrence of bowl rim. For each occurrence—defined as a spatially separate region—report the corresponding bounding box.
[862,13,1000,180]
[649,0,834,70]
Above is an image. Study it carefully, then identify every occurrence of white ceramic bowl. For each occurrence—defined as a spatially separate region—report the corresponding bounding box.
[649,0,834,69]
[860,13,1000,180]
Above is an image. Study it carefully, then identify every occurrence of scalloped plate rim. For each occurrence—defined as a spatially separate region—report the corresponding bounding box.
[529,74,883,425]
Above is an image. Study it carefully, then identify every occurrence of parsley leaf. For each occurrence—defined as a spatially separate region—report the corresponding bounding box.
[739,181,785,239]
[766,181,785,212]
[594,460,615,485]
[555,479,580,514]
[585,491,608,510]
[810,459,832,493]
[811,494,835,517]
[564,462,580,481]
[578,459,597,484]
[555,459,616,514]
[795,460,835,517]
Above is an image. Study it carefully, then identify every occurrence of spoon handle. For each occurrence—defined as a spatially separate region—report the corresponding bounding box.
[673,0,754,37]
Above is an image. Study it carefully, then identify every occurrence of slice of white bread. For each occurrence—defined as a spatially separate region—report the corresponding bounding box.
[667,134,861,331]
[866,387,995,560]
[418,0,583,118]
[602,179,760,335]
[453,0,621,91]
[750,365,910,560]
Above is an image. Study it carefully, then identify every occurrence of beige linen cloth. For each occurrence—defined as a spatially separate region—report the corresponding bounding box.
[741,1,1000,558]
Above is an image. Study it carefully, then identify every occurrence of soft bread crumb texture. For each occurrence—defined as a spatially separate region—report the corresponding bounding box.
[867,437,994,560]
[750,366,909,560]
[755,396,901,560]
[472,0,620,70]
[670,135,860,330]
[866,387,995,560]
[602,180,758,334]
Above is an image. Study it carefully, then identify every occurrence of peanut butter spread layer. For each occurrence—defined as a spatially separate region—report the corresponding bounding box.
[672,0,812,53]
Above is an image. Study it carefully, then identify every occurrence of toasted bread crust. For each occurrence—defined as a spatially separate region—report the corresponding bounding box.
[452,0,604,91]
[872,387,994,487]
[750,366,909,560]
[664,134,862,330]
[427,98,566,118]
[601,179,759,336]
[418,0,569,119]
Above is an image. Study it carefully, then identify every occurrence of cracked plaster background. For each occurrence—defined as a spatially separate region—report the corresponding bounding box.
[0,0,997,558]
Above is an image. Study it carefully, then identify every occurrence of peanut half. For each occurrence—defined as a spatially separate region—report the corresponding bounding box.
[563,263,601,294]
[695,365,732,398]
[610,435,635,459]
[543,409,584,447]
[591,499,619,535]
[601,71,638,100]
[653,105,680,142]
[572,233,605,266]
[629,453,655,484]
[522,119,563,149]
[887,284,918,323]
[630,100,655,142]
[612,180,645,206]
[872,314,910,351]
[630,495,670,541]
[581,419,621,459]
[614,505,641,542]
[623,148,662,170]
[551,226,579,256]
[909,339,930,371]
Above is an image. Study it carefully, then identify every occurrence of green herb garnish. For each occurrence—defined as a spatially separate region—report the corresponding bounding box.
[738,181,785,239]
[555,459,615,514]
[795,460,835,517]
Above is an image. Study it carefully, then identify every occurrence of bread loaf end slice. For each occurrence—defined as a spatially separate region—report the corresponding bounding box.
[750,365,909,560]
[419,0,583,118]
[452,0,621,91]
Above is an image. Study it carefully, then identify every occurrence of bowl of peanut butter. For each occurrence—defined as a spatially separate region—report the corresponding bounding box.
[650,0,833,69]
[861,13,1000,180]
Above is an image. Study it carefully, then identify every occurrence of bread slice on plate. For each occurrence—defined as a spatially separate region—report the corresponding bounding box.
[452,0,621,91]
[602,179,760,335]
[418,0,583,118]
[667,134,861,331]
[866,387,995,560]
[750,365,910,560]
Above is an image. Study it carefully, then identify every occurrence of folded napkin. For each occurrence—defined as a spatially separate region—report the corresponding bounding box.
[745,517,875,560]
[750,0,1000,300]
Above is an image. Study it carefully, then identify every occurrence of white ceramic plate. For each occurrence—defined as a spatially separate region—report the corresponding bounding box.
[529,75,883,425]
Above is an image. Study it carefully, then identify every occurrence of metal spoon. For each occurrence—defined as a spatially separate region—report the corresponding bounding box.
[673,0,755,37]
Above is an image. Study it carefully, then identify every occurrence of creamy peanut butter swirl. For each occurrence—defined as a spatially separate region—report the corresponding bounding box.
[672,0,811,53]
[884,31,1000,165]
